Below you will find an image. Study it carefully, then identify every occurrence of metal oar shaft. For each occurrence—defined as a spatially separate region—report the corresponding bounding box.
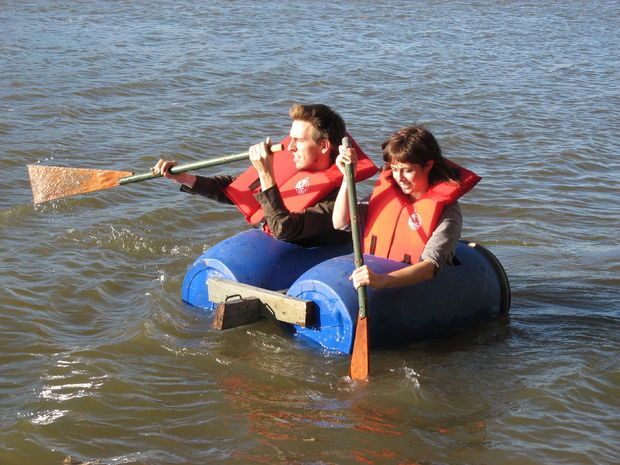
[118,151,250,185]
[345,135,370,381]
[119,143,284,185]
[344,141,367,319]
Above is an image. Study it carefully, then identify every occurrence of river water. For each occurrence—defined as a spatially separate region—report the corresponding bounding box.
[1,1,619,464]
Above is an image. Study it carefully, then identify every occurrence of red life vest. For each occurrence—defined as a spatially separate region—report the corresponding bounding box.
[362,161,481,264]
[223,135,378,229]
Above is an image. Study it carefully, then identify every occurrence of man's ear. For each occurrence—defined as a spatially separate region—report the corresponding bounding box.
[320,138,331,155]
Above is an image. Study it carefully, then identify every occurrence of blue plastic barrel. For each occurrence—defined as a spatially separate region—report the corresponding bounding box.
[288,241,510,354]
[181,229,352,310]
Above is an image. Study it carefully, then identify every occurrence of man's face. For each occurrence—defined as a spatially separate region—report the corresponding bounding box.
[287,120,329,171]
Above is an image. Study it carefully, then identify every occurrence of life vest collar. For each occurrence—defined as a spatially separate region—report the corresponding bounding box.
[223,134,378,230]
[362,160,480,263]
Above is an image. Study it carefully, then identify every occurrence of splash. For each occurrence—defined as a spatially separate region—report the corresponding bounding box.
[403,367,421,390]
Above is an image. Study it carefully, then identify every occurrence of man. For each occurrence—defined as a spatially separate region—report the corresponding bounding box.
[152,103,377,246]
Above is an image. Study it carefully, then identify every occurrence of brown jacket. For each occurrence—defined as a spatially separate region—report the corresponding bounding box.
[181,175,350,247]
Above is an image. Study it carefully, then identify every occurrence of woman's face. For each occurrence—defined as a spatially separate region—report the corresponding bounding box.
[390,160,433,199]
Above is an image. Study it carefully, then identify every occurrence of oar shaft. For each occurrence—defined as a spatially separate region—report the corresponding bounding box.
[344,143,368,318]
[118,152,249,185]
[118,143,284,185]
[346,135,370,381]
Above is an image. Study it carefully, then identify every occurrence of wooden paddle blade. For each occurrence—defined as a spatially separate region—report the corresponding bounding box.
[27,165,133,204]
[350,314,369,381]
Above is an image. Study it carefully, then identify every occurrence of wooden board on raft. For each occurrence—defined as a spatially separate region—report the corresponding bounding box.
[208,278,315,329]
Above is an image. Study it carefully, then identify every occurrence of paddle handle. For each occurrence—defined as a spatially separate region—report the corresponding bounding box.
[118,143,284,185]
[343,137,368,319]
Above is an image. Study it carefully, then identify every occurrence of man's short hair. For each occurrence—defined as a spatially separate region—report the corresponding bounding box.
[289,104,346,161]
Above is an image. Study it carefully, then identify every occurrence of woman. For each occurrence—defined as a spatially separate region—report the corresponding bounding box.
[333,124,480,289]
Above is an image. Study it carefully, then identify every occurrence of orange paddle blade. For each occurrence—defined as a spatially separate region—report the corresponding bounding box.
[27,165,133,205]
[350,315,369,381]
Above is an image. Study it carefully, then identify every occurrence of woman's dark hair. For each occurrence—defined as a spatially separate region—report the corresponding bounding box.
[382,124,460,184]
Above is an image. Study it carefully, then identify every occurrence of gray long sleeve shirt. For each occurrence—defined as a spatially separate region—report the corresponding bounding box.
[355,200,463,274]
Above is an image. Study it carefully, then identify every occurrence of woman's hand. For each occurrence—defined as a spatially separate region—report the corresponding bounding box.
[336,144,358,178]
[351,260,437,290]
[151,159,196,187]
[350,264,387,289]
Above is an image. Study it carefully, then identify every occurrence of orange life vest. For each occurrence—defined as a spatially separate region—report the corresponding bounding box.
[362,161,481,264]
[223,135,378,228]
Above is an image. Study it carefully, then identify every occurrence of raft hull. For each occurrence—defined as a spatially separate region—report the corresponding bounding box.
[288,241,510,354]
[181,230,510,355]
[181,229,352,310]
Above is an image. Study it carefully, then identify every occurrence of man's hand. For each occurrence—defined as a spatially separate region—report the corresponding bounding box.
[151,159,196,188]
[249,137,276,190]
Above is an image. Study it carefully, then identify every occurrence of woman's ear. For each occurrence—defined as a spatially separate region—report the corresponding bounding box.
[423,159,435,174]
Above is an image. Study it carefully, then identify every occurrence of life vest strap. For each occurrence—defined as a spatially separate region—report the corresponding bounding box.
[362,161,480,261]
[224,134,378,229]
[369,235,377,255]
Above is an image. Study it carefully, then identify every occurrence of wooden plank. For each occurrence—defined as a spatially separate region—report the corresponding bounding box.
[213,298,262,330]
[208,278,315,327]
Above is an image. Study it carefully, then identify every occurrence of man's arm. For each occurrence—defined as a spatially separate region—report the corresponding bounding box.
[255,186,343,243]
[151,158,237,205]
[249,137,276,191]
[180,175,237,204]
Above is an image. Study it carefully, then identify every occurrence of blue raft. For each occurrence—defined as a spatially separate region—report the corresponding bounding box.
[182,229,352,310]
[182,230,510,354]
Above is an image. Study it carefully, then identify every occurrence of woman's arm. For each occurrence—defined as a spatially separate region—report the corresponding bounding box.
[420,202,462,274]
[350,202,463,289]
[332,180,351,229]
[350,260,437,289]
[332,144,358,229]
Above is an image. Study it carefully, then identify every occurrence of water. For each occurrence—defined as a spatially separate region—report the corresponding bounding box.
[1,1,619,464]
